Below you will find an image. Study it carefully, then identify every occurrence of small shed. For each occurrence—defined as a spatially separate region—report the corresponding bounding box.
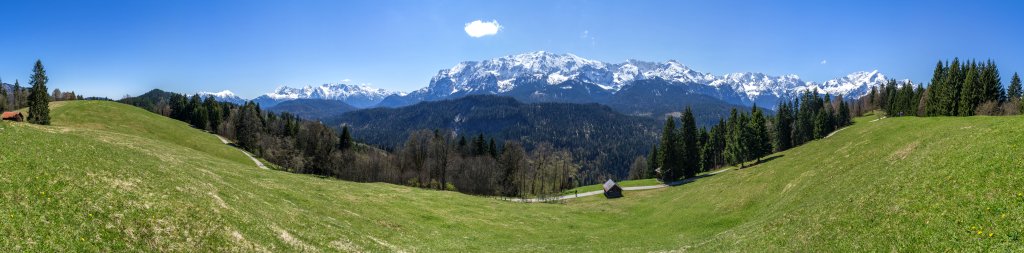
[1,112,24,122]
[602,179,623,199]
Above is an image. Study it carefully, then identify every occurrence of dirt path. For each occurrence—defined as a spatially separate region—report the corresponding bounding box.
[215,135,267,169]
[506,168,733,203]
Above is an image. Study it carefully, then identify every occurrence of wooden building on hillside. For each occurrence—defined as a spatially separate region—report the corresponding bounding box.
[1,112,24,122]
[603,179,623,199]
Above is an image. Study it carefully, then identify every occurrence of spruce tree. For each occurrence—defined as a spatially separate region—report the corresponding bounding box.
[659,116,678,181]
[958,64,980,116]
[647,144,659,178]
[926,61,946,116]
[12,80,20,109]
[339,125,353,150]
[679,107,699,178]
[724,109,749,168]
[473,134,486,156]
[28,60,50,125]
[749,105,770,163]
[488,138,498,158]
[774,101,792,152]
[1008,72,1022,101]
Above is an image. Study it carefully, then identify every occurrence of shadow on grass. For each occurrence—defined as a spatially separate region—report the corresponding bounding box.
[741,154,784,169]
[664,154,785,187]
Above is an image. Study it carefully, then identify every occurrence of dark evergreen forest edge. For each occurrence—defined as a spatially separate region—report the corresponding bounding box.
[113,57,1021,197]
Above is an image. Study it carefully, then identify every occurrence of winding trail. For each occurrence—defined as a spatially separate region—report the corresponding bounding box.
[215,134,267,169]
[506,168,733,203]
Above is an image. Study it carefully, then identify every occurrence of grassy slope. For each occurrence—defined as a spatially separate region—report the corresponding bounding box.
[1,101,1022,251]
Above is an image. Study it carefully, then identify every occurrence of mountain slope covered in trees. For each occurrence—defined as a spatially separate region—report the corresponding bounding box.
[264,99,358,120]
[325,95,660,180]
[3,100,1021,251]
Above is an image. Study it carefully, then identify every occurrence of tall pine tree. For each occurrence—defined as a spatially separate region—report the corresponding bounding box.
[679,107,699,178]
[27,60,50,125]
[749,105,770,163]
[339,125,353,150]
[659,116,679,181]
[1008,72,1022,101]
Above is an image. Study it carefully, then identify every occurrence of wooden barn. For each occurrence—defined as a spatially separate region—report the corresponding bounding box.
[602,179,623,199]
[1,112,24,122]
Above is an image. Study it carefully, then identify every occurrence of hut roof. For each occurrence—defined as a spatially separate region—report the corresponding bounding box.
[1,112,23,119]
[602,179,618,192]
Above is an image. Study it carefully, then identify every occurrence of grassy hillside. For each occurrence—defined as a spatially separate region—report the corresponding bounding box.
[1,100,1022,251]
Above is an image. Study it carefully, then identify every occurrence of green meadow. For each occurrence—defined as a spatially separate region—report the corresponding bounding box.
[1,100,1021,251]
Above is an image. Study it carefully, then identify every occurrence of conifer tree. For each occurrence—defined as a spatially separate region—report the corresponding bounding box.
[774,101,793,151]
[958,64,980,116]
[647,144,659,178]
[659,116,679,181]
[339,125,353,150]
[488,138,498,158]
[926,61,946,116]
[28,60,50,125]
[472,134,486,156]
[12,80,20,109]
[679,107,699,178]
[1008,72,1022,101]
[946,58,963,115]
[236,102,264,152]
[724,109,749,168]
[749,105,770,163]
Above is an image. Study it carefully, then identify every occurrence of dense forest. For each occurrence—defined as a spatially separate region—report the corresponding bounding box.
[639,89,852,182]
[122,90,581,197]
[264,98,358,120]
[325,95,660,182]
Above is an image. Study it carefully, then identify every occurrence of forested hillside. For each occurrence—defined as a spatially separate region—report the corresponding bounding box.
[264,99,358,120]
[326,95,660,181]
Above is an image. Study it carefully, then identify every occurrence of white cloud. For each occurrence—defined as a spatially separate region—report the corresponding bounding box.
[340,78,352,83]
[820,60,828,65]
[464,20,502,38]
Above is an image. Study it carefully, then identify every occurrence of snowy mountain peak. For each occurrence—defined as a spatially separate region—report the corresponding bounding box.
[197,90,246,104]
[258,83,397,108]
[816,70,890,98]
[266,83,395,100]
[199,90,237,98]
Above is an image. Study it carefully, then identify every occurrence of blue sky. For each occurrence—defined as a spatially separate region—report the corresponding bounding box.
[1,0,1022,98]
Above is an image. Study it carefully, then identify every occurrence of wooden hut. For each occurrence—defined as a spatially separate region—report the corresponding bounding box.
[1,112,24,122]
[602,179,623,199]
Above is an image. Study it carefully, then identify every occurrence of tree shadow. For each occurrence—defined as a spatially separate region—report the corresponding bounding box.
[664,154,786,187]
[740,154,785,169]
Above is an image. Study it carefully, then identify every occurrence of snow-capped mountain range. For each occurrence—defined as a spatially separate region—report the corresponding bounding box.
[201,51,905,113]
[378,51,900,108]
[197,90,247,105]
[212,83,400,108]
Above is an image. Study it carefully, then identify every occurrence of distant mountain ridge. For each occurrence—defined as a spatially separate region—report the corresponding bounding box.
[197,90,247,105]
[251,83,399,108]
[378,51,902,108]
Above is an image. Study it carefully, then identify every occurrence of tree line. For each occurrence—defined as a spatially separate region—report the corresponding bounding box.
[635,89,852,182]
[850,58,1022,117]
[123,90,581,197]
